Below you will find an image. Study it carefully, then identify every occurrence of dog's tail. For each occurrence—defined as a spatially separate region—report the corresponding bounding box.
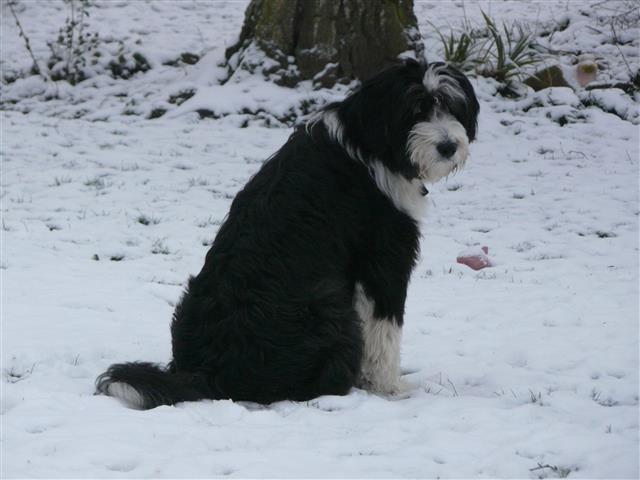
[95,362,214,410]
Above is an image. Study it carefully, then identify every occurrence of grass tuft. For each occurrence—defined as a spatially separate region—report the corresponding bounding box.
[530,463,574,478]
[51,176,72,187]
[430,12,543,87]
[84,176,108,190]
[137,214,160,226]
[151,238,170,255]
[477,11,542,84]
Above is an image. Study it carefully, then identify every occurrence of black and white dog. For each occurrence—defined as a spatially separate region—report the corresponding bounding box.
[96,59,479,409]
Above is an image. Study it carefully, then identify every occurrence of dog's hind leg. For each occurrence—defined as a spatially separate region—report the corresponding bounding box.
[299,332,363,401]
[209,313,363,403]
[293,290,364,400]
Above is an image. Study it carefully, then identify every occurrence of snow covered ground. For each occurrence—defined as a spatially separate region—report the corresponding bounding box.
[1,1,638,478]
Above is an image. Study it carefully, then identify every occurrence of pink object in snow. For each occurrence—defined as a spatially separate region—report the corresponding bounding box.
[457,246,493,270]
[575,55,598,87]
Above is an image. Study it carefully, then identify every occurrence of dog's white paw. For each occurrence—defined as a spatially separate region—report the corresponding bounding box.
[389,378,416,399]
[106,382,145,409]
[397,377,417,393]
[368,378,416,399]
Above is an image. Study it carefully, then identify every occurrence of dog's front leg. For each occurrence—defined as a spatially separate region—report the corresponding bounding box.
[353,282,409,395]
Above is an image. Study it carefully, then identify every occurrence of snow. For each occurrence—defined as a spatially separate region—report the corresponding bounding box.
[580,88,640,124]
[1,0,639,478]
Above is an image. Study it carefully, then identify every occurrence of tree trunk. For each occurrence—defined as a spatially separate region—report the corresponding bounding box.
[225,0,424,87]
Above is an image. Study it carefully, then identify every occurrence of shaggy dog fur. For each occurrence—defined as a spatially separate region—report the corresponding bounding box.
[96,59,479,409]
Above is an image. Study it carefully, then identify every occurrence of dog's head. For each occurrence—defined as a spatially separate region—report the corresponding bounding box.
[328,59,479,184]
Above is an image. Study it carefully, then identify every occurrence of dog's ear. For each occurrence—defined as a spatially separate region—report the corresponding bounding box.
[401,57,426,70]
[398,58,428,84]
[429,63,480,142]
[448,66,480,142]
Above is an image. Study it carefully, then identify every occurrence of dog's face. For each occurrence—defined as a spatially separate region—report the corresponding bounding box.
[336,60,479,184]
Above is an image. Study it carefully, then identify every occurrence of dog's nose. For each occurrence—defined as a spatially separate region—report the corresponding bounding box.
[437,141,457,158]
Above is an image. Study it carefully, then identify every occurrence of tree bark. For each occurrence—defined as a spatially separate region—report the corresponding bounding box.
[225,0,424,87]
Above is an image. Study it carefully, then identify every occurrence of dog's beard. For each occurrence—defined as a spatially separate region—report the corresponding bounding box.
[407,113,470,183]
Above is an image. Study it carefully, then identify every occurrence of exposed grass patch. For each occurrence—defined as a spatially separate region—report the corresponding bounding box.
[10,193,32,204]
[196,216,222,228]
[513,241,535,252]
[595,230,616,238]
[4,363,37,384]
[148,108,167,119]
[529,389,545,406]
[137,214,160,226]
[168,89,196,106]
[163,52,200,67]
[50,176,72,186]
[84,176,108,190]
[151,238,170,255]
[188,177,209,187]
[196,109,219,119]
[591,388,619,407]
[530,463,575,478]
[119,162,140,172]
